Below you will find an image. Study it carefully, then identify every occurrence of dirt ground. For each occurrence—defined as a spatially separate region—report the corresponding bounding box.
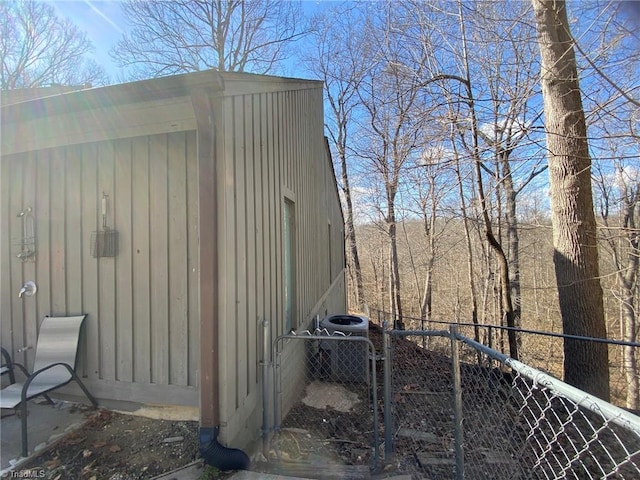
[18,409,230,480]
[14,325,499,480]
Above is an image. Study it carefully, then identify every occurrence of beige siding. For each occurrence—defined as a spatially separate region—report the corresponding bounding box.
[0,132,200,405]
[216,86,346,446]
[2,96,197,156]
[1,72,345,451]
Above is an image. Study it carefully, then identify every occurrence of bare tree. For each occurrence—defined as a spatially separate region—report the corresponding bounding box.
[411,152,455,327]
[0,0,108,89]
[596,162,640,409]
[354,5,434,328]
[581,1,640,408]
[532,0,610,400]
[305,4,367,310]
[111,0,304,78]
[469,1,547,340]
[424,1,520,359]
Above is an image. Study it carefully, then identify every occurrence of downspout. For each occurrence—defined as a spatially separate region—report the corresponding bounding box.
[191,80,250,471]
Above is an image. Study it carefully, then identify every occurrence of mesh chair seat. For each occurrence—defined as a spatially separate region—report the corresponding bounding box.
[0,315,98,457]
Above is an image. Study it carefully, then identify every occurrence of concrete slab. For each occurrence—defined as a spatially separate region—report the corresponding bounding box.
[1,399,91,475]
[172,469,417,480]
[230,472,314,480]
[151,461,205,480]
[151,463,412,480]
[301,381,360,413]
[151,463,315,480]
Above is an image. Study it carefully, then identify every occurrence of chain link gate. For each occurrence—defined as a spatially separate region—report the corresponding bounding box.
[266,329,380,475]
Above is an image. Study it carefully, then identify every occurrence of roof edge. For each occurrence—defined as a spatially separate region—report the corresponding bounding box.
[1,70,323,124]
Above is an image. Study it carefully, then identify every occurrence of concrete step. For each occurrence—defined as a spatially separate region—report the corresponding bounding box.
[252,460,370,479]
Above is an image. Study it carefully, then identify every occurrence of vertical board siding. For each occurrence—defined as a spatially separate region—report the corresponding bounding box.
[2,78,345,444]
[218,85,346,445]
[114,139,133,382]
[5,154,25,365]
[65,146,83,315]
[186,130,199,388]
[168,132,189,387]
[50,148,67,314]
[1,131,200,404]
[244,96,258,389]
[22,151,39,369]
[35,149,52,356]
[80,143,99,378]
[253,93,265,393]
[218,95,235,418]
[0,156,13,360]
[149,135,169,385]
[98,140,116,381]
[234,95,248,405]
[131,136,151,384]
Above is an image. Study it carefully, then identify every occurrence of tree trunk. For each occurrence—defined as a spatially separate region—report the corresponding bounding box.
[419,177,437,328]
[501,152,522,333]
[455,0,518,359]
[341,152,366,310]
[532,0,610,400]
[453,146,480,344]
[388,203,405,329]
[621,287,639,409]
[616,200,639,409]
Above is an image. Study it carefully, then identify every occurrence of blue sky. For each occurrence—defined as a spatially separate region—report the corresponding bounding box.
[51,0,330,81]
[52,1,127,78]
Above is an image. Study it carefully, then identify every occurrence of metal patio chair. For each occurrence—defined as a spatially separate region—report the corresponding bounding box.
[1,347,16,384]
[0,315,98,457]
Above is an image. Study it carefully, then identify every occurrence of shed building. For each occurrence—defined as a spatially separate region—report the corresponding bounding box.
[0,70,346,453]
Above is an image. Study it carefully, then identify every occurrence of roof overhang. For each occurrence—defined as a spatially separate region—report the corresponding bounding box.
[1,70,321,156]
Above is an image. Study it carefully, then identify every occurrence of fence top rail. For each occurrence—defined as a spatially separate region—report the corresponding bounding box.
[453,330,640,436]
[388,329,450,338]
[272,330,377,356]
[371,308,640,348]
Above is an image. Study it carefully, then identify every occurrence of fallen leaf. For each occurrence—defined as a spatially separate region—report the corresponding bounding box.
[82,460,97,475]
[64,434,86,446]
[99,410,112,422]
[45,458,61,470]
[82,449,93,458]
[109,444,122,452]
[93,440,107,448]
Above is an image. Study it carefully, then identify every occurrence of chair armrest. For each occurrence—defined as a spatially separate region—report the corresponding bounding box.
[1,347,12,368]
[1,348,19,384]
[20,362,76,402]
[8,362,31,377]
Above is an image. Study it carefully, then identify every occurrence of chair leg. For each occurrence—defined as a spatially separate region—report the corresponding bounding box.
[42,393,55,405]
[21,400,28,458]
[1,408,16,419]
[71,372,98,408]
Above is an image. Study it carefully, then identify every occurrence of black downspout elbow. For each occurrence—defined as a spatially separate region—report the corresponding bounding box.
[199,426,250,471]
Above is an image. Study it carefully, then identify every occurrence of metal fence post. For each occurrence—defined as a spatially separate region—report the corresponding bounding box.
[450,325,465,480]
[261,317,270,457]
[383,321,393,460]
[272,335,281,456]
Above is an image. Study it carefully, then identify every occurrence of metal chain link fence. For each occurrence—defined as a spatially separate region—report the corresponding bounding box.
[374,310,640,412]
[267,329,380,475]
[264,314,640,479]
[384,326,640,479]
